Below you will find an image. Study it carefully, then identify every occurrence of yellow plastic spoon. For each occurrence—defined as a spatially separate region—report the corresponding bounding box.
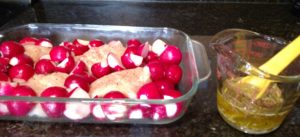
[241,36,300,99]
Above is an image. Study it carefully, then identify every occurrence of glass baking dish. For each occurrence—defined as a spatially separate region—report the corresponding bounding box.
[0,24,211,124]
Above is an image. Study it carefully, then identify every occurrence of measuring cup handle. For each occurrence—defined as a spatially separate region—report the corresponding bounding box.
[190,40,211,85]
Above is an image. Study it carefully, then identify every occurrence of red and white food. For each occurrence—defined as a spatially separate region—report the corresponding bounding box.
[0,37,184,122]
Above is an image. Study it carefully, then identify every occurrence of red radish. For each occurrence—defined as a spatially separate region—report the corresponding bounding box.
[28,104,47,118]
[9,64,34,81]
[64,87,91,120]
[71,45,90,56]
[137,82,162,100]
[160,45,182,65]
[0,82,16,96]
[154,80,175,91]
[71,61,88,75]
[0,73,9,81]
[145,51,159,63]
[60,41,89,56]
[127,39,141,47]
[49,46,70,62]
[151,39,166,56]
[79,71,97,84]
[89,39,104,47]
[136,42,150,57]
[165,65,182,84]
[0,57,9,73]
[128,104,152,119]
[6,85,36,116]
[35,59,56,74]
[19,37,38,45]
[0,82,16,116]
[91,98,106,120]
[121,49,143,69]
[55,56,75,73]
[36,38,53,47]
[64,75,90,92]
[162,89,183,118]
[102,91,128,121]
[40,86,68,118]
[0,103,9,116]
[103,91,127,99]
[0,41,25,58]
[107,53,124,71]
[146,61,165,81]
[151,105,167,120]
[91,62,111,78]
[9,54,34,67]
[73,39,89,46]
[60,41,73,48]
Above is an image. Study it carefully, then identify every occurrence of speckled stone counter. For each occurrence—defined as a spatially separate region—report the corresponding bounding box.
[0,2,299,137]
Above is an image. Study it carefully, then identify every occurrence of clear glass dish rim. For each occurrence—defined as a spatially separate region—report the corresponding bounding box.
[209,28,300,83]
[0,23,211,104]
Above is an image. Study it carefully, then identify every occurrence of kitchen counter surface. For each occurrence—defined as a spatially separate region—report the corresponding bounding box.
[0,1,300,137]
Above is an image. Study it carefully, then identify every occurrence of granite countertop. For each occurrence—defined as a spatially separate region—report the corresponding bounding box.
[0,1,300,137]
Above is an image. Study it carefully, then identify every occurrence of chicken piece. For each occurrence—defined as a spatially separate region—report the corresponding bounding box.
[90,67,151,99]
[24,45,51,63]
[75,41,126,73]
[25,72,68,95]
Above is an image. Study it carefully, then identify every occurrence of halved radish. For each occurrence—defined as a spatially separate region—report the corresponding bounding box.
[127,39,141,48]
[101,91,128,121]
[71,61,88,75]
[9,54,34,67]
[89,39,104,47]
[73,39,89,46]
[64,87,91,120]
[36,38,53,47]
[55,56,76,74]
[19,37,38,45]
[0,41,25,58]
[137,82,162,100]
[107,53,124,71]
[146,61,165,81]
[91,96,106,121]
[160,45,182,65]
[64,74,90,92]
[49,46,70,62]
[151,39,166,56]
[0,82,16,116]
[136,42,150,58]
[127,104,152,119]
[40,86,68,118]
[6,85,36,116]
[9,64,34,81]
[91,62,111,78]
[162,89,183,118]
[35,59,56,74]
[121,49,143,69]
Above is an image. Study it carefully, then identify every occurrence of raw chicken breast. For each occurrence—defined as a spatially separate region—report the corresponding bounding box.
[76,41,126,72]
[24,45,51,63]
[90,67,151,99]
[25,72,68,95]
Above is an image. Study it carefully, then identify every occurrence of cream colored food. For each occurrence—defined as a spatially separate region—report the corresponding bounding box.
[90,67,151,99]
[24,45,51,63]
[25,72,68,95]
[76,41,126,73]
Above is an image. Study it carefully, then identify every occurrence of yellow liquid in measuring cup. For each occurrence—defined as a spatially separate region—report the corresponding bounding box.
[217,78,289,134]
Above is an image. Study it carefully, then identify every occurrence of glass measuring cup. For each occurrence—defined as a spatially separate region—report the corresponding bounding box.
[210,29,300,134]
